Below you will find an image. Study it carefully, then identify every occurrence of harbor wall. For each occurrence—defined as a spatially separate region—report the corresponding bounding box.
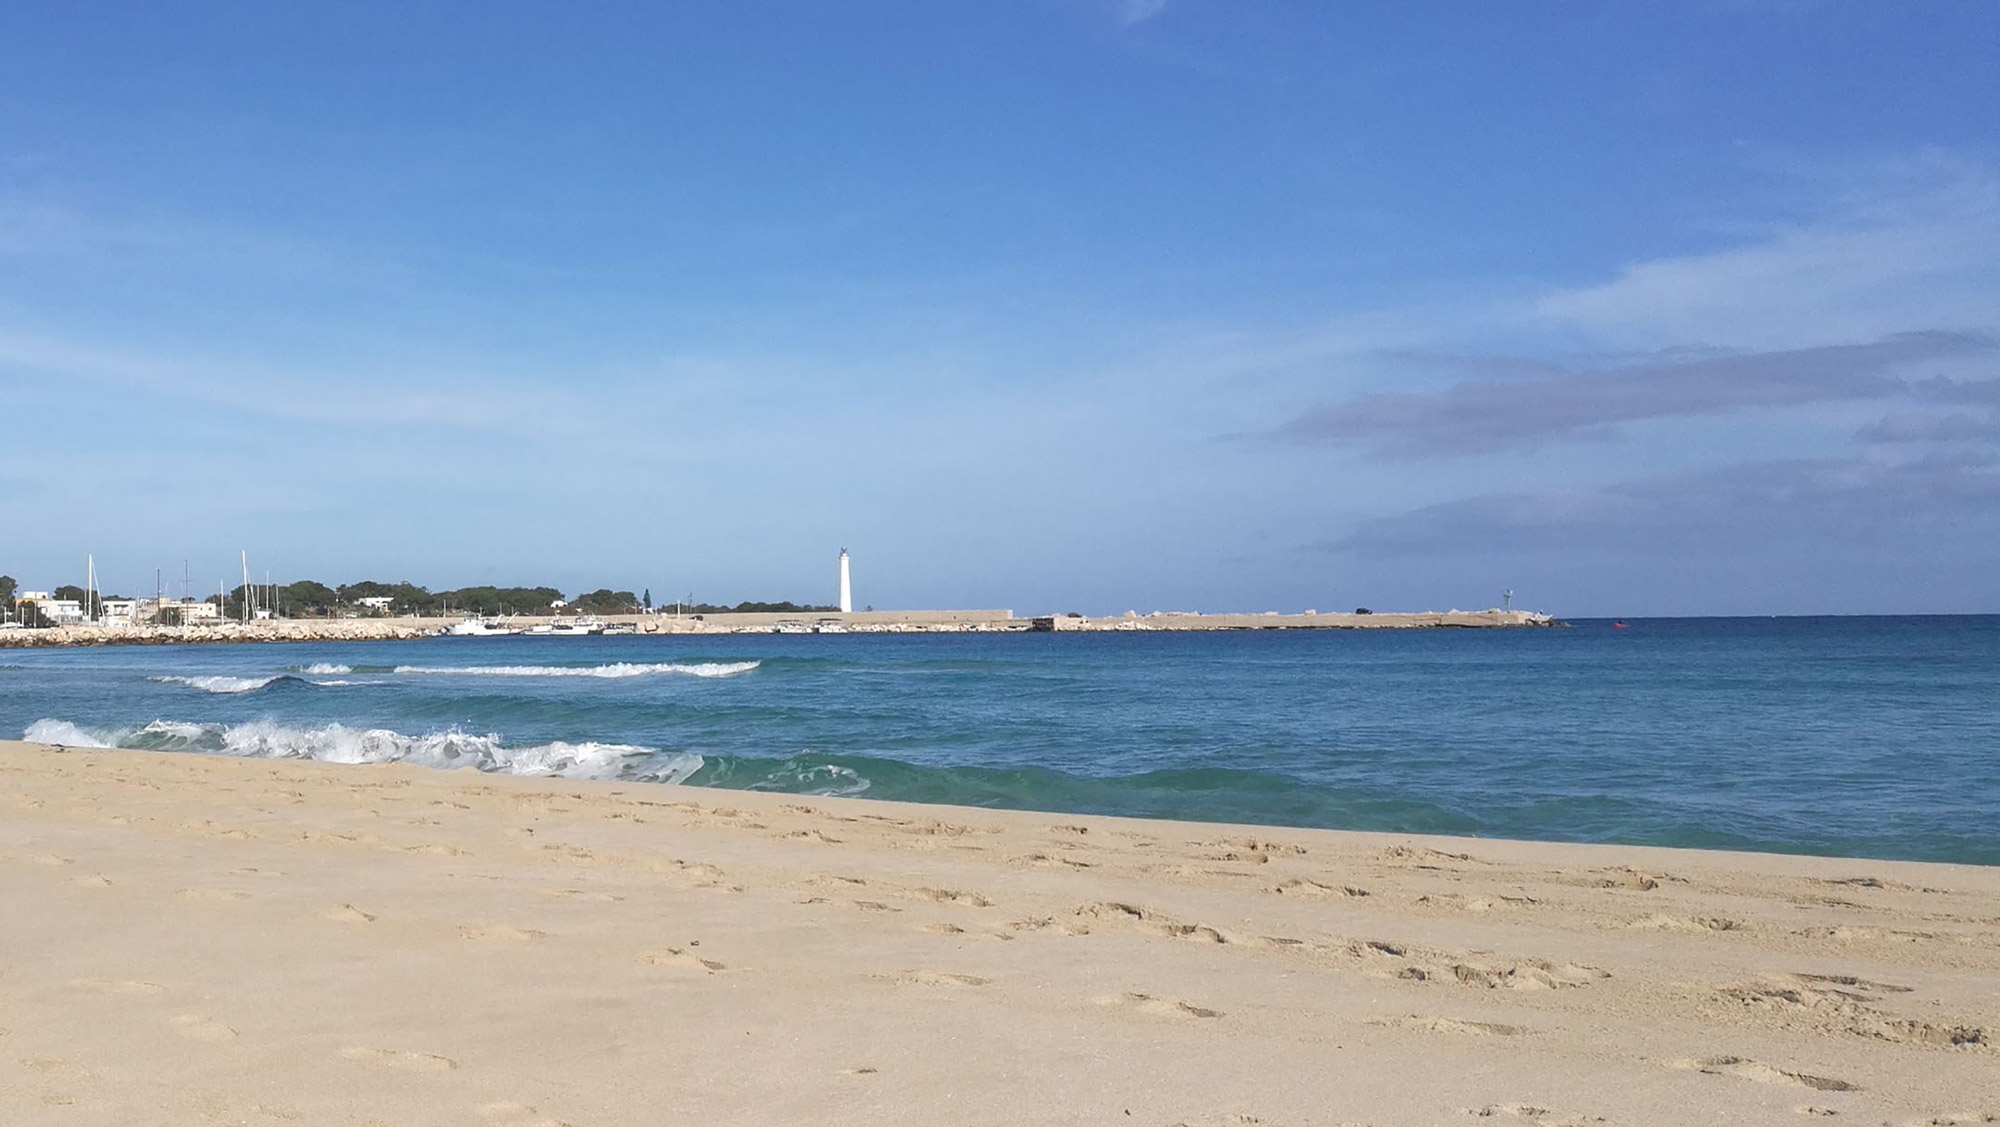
[0,608,1555,647]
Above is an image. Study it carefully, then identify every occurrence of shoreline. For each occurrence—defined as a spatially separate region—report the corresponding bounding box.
[5,738,1989,877]
[2,738,1994,1124]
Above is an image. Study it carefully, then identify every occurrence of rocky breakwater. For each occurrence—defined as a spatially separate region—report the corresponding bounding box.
[1034,608,1559,631]
[0,618,442,648]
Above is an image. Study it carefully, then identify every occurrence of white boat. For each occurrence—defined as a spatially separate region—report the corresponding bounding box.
[530,615,603,637]
[442,615,520,637]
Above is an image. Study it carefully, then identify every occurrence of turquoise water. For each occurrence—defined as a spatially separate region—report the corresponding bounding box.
[3,617,1995,864]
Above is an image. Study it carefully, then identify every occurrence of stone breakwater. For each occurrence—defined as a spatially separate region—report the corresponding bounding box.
[1029,609,1557,631]
[0,619,439,648]
[0,608,1557,647]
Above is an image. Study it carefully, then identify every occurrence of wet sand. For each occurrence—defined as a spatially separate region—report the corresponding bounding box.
[0,739,1994,1126]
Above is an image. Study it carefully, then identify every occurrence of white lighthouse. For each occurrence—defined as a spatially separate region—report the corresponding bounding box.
[837,549,853,614]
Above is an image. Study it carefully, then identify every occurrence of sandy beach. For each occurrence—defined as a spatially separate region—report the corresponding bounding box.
[1,739,1994,1127]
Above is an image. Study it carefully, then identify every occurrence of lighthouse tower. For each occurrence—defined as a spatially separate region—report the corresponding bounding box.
[837,549,853,613]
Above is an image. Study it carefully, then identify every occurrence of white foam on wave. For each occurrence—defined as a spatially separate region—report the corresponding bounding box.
[134,719,211,747]
[24,718,119,748]
[392,660,760,680]
[754,759,872,798]
[150,674,285,694]
[21,717,705,785]
[299,663,352,675]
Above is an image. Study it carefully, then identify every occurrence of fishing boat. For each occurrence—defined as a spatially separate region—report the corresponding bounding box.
[441,615,520,637]
[540,615,603,637]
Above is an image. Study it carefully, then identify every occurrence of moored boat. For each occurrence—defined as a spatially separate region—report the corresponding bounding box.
[441,615,521,637]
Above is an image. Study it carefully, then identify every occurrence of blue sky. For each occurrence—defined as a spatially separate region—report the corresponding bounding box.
[2,1,1997,615]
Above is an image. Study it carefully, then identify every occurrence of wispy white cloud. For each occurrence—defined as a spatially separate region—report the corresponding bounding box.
[1120,0,1169,25]
[1332,449,2000,555]
[1263,331,1996,457]
[0,330,557,434]
[1533,155,2000,349]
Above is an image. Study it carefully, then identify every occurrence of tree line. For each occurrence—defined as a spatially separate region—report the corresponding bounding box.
[2,572,832,623]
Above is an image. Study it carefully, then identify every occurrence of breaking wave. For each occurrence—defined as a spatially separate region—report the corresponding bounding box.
[149,674,301,694]
[297,663,352,675]
[23,718,116,748]
[22,718,704,783]
[392,660,760,679]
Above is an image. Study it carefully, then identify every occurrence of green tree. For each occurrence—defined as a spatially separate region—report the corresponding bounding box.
[282,580,339,616]
[53,584,103,619]
[434,586,564,616]
[643,588,652,610]
[338,580,439,615]
[0,574,16,607]
[568,588,639,613]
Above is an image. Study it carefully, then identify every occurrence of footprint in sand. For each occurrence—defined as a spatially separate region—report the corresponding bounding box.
[476,1100,573,1127]
[70,874,112,888]
[339,1046,458,1072]
[176,888,251,903]
[1669,1056,1859,1092]
[458,925,547,942]
[637,948,727,973]
[1095,992,1220,1019]
[20,1057,89,1076]
[403,843,463,856]
[874,971,991,988]
[172,1015,238,1042]
[1444,960,1609,991]
[1014,852,1096,869]
[1382,1015,1528,1037]
[71,977,166,996]
[1627,914,1743,932]
[541,888,623,902]
[319,904,377,924]
[1464,1107,1606,1125]
[914,887,994,908]
[1273,877,1370,899]
[1011,916,1092,936]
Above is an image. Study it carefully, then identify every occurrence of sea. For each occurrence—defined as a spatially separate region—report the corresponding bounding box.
[2,617,1995,865]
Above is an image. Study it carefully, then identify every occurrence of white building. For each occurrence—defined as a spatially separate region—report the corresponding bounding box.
[99,599,140,627]
[153,598,221,625]
[19,596,84,625]
[354,596,396,612]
